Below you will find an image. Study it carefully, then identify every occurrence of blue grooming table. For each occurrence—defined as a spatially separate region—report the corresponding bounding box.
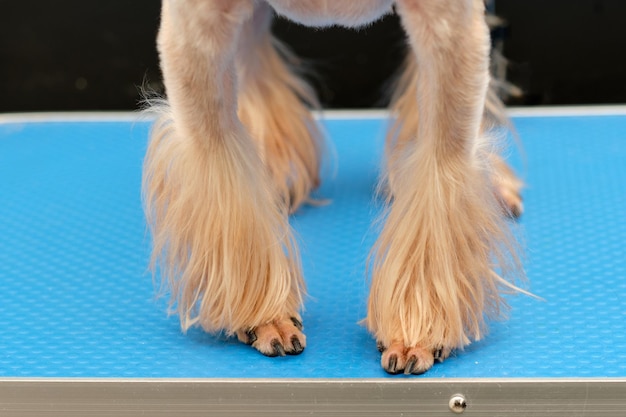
[1,109,625,415]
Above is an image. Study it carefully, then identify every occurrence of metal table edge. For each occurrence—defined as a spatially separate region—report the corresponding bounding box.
[1,377,625,416]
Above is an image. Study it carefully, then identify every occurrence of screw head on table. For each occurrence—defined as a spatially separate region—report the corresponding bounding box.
[449,394,467,414]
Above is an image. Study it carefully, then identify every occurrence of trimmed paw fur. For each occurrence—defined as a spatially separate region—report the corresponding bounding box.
[378,341,452,375]
[237,317,306,356]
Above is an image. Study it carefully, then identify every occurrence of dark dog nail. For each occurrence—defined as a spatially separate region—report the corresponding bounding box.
[245,329,257,345]
[271,339,286,357]
[434,348,442,361]
[289,336,304,355]
[290,317,303,330]
[386,354,399,374]
[377,341,386,352]
[404,356,417,375]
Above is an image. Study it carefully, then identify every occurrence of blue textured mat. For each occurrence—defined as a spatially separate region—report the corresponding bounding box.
[1,113,625,379]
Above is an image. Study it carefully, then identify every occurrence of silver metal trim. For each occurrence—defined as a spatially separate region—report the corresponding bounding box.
[0,111,144,124]
[1,378,625,416]
[2,105,626,124]
[320,105,626,119]
[507,105,626,117]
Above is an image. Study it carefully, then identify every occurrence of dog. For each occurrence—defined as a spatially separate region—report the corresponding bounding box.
[143,0,524,375]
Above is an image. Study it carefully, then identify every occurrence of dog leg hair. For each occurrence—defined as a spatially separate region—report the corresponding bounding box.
[143,0,306,356]
[387,54,524,218]
[366,0,521,374]
[236,2,323,211]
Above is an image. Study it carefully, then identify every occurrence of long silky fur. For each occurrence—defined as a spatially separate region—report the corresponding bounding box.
[384,53,517,195]
[142,1,308,337]
[367,131,522,350]
[236,5,323,211]
[366,0,523,351]
[143,108,304,335]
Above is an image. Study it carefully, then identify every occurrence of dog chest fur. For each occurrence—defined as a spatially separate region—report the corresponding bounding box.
[267,0,395,27]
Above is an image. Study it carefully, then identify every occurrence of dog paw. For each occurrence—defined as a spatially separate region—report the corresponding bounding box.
[378,341,451,375]
[236,317,306,357]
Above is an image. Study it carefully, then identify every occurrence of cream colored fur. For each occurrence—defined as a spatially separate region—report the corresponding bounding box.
[143,1,305,353]
[365,0,523,374]
[236,3,323,211]
[144,0,525,372]
[386,54,524,218]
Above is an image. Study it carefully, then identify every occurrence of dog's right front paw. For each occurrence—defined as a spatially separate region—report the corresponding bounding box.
[236,316,306,357]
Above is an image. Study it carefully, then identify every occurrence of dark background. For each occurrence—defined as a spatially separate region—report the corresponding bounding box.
[1,0,625,112]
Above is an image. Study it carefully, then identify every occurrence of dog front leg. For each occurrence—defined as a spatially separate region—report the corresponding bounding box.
[143,0,306,356]
[366,0,521,374]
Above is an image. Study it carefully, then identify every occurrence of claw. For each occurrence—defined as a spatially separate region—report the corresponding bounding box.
[404,356,417,375]
[270,339,286,357]
[245,329,257,345]
[377,341,386,353]
[289,336,304,355]
[433,348,442,362]
[510,199,523,219]
[385,354,399,374]
[290,317,303,331]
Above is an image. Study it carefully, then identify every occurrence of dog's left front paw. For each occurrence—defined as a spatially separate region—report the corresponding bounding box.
[236,316,306,357]
[377,341,452,375]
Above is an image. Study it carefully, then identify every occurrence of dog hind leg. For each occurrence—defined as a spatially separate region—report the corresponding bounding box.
[366,0,522,374]
[236,2,323,212]
[386,54,524,219]
[143,0,306,356]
